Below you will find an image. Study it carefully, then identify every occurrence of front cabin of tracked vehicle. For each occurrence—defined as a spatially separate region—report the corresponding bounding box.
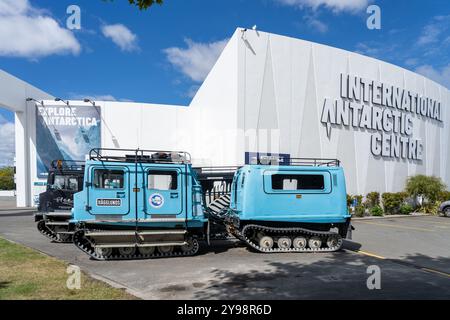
[35,160,85,243]
[37,160,85,212]
[70,149,233,260]
[227,158,351,253]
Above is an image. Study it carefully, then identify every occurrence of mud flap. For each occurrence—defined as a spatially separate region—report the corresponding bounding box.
[346,223,355,240]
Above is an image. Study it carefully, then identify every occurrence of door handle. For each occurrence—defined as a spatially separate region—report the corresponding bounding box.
[170,193,179,199]
[116,192,126,198]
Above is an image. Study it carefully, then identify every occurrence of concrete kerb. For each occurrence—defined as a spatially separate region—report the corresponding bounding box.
[352,213,431,221]
[85,271,145,300]
[0,208,37,217]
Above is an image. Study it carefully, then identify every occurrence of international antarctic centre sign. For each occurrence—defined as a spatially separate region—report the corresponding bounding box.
[321,74,443,161]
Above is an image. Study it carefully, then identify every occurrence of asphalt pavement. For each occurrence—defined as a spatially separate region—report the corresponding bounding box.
[0,213,449,299]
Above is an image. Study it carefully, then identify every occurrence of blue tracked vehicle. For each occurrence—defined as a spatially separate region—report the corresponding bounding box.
[35,160,85,243]
[70,149,352,260]
[70,149,234,260]
[223,158,352,253]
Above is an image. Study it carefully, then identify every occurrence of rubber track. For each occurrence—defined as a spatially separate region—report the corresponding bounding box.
[37,220,73,243]
[240,224,343,253]
[73,229,200,261]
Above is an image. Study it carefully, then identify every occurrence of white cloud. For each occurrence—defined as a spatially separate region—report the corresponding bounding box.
[86,95,117,102]
[415,64,450,89]
[276,0,372,13]
[68,93,136,102]
[164,38,228,82]
[186,85,200,98]
[0,116,15,167]
[355,42,399,60]
[417,24,441,46]
[417,15,450,46]
[68,93,118,102]
[405,58,419,67]
[305,16,328,33]
[101,24,139,52]
[0,0,80,58]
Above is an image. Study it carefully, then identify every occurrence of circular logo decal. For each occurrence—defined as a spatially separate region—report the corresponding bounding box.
[149,193,165,208]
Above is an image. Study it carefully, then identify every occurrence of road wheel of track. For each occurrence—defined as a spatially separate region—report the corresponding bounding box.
[445,207,450,218]
[118,247,136,256]
[259,236,274,250]
[138,247,156,255]
[293,237,307,249]
[277,237,292,250]
[158,246,174,254]
[181,238,198,253]
[308,237,322,250]
[94,247,113,258]
[326,235,340,249]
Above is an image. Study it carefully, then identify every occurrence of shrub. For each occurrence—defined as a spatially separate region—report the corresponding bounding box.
[354,205,366,217]
[439,191,450,203]
[399,204,414,215]
[0,167,15,190]
[365,192,380,208]
[420,201,441,215]
[347,194,353,211]
[353,195,363,207]
[370,205,384,217]
[348,195,365,217]
[382,192,407,215]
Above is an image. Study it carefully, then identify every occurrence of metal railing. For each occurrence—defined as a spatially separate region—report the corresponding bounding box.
[252,157,340,167]
[88,148,191,164]
[50,160,85,170]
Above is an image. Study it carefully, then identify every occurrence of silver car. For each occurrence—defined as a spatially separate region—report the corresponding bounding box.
[439,201,450,217]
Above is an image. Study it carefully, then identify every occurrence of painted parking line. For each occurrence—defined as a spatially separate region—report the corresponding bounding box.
[414,218,450,226]
[355,221,435,232]
[351,249,450,279]
[421,268,450,278]
[355,250,386,260]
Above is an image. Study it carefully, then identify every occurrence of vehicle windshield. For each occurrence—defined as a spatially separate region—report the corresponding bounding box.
[51,175,80,191]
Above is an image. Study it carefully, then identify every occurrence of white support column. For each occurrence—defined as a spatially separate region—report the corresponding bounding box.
[14,109,30,207]
[0,69,53,207]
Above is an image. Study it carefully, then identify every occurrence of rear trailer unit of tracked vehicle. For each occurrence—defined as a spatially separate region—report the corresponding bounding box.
[35,160,85,243]
[225,158,352,253]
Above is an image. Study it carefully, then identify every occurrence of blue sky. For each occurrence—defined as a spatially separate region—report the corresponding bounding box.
[0,0,449,166]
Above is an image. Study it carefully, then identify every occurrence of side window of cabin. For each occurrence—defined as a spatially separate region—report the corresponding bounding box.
[94,170,124,189]
[148,171,178,190]
[271,174,324,191]
[66,177,79,191]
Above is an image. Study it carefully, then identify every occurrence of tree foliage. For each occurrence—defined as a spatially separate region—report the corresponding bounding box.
[405,175,446,204]
[104,0,164,10]
[0,167,15,190]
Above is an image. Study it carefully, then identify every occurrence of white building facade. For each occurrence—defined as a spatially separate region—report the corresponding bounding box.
[1,28,449,206]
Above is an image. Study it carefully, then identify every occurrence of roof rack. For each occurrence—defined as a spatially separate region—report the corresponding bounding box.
[89,148,191,164]
[253,158,340,167]
[50,160,85,170]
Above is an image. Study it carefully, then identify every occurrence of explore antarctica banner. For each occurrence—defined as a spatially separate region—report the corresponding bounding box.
[36,104,101,178]
[321,73,443,161]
